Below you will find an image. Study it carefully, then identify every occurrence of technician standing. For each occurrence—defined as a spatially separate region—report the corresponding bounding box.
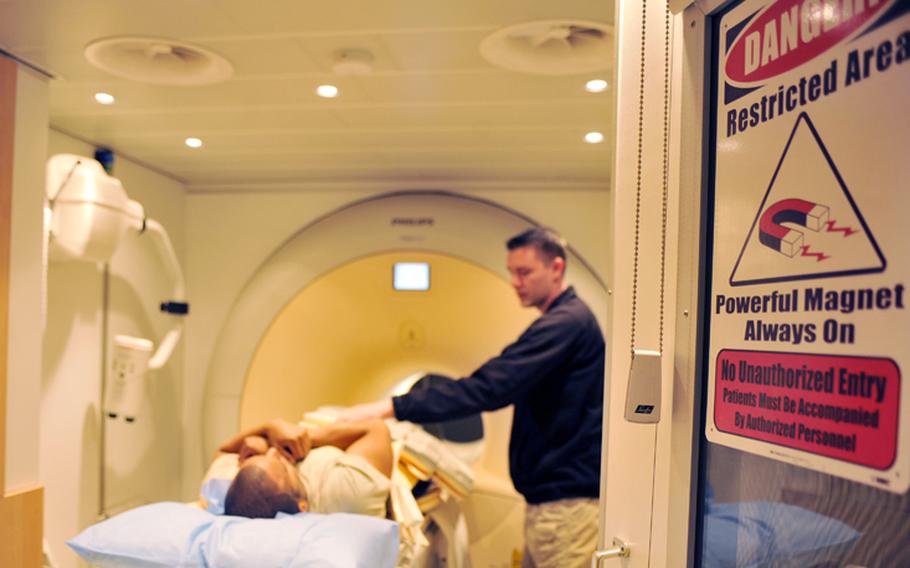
[343,227,605,568]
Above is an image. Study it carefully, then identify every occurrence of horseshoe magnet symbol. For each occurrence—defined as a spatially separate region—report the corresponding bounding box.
[758,198,829,258]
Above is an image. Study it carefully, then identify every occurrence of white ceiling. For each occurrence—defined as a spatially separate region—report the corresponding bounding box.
[0,1,614,189]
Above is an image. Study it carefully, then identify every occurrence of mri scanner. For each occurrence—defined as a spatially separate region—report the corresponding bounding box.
[199,190,610,566]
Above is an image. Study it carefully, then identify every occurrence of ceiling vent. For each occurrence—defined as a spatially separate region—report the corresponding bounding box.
[84,36,233,85]
[479,20,612,75]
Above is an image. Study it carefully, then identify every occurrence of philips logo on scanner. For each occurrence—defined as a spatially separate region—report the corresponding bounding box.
[391,217,434,227]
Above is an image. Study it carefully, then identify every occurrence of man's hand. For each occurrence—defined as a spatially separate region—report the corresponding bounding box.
[339,399,395,422]
[265,419,312,462]
[237,435,268,464]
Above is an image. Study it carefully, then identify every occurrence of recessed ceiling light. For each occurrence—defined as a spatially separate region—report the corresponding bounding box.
[185,137,203,148]
[316,84,339,98]
[585,79,608,93]
[94,92,115,104]
[584,131,604,144]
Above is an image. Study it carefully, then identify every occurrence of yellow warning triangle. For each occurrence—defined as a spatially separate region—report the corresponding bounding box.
[730,112,886,287]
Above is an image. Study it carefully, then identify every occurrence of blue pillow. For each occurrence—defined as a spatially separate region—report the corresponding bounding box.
[200,476,231,514]
[67,502,400,568]
[702,501,860,567]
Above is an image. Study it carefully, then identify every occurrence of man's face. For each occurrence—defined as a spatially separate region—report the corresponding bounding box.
[242,447,306,503]
[506,246,564,311]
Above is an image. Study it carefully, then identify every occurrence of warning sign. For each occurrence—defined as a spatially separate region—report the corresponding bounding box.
[714,350,900,470]
[705,0,909,493]
[730,113,886,287]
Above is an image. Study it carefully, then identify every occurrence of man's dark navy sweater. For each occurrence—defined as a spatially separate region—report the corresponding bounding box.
[392,287,605,504]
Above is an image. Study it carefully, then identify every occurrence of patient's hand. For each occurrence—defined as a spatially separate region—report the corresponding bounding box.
[266,419,312,462]
[238,435,268,464]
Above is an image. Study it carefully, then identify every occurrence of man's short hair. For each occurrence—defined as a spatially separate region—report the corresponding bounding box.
[506,227,568,266]
[224,465,300,519]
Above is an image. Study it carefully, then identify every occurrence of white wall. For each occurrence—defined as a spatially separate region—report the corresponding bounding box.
[5,65,48,493]
[41,130,187,567]
[181,184,610,498]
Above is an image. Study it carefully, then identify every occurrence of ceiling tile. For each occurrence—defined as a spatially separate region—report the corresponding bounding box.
[201,37,321,76]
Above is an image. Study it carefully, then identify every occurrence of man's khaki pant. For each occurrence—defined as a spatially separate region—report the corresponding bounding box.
[521,497,599,568]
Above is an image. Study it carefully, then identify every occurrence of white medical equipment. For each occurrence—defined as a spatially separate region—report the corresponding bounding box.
[105,335,153,422]
[45,153,188,421]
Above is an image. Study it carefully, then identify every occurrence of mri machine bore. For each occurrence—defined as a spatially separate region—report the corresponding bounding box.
[199,191,610,566]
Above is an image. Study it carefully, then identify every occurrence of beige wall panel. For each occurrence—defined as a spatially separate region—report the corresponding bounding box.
[8,64,48,495]
[1,55,44,568]
[0,487,43,568]
[0,54,14,495]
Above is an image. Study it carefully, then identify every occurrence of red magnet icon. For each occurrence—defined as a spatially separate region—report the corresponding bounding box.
[759,198,856,261]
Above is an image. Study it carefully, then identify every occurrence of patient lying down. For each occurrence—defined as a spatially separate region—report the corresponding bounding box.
[203,418,393,520]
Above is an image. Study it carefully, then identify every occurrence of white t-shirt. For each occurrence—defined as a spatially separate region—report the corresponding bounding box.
[202,447,390,519]
[298,446,389,518]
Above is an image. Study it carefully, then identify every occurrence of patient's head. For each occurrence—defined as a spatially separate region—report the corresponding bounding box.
[224,448,307,519]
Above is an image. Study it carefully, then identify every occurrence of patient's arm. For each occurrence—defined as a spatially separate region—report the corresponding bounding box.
[218,419,312,462]
[237,435,268,463]
[309,419,393,478]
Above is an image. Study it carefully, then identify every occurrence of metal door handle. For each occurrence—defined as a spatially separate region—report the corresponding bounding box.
[591,537,630,567]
